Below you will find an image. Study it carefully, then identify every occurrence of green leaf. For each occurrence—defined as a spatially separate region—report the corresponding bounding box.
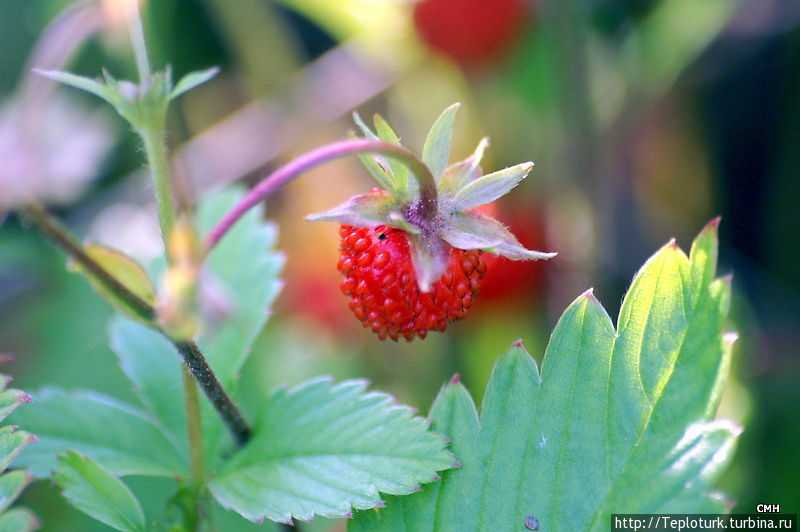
[449,162,534,212]
[373,114,409,192]
[0,470,32,514]
[209,377,454,523]
[0,427,35,475]
[9,389,187,478]
[422,103,460,180]
[351,222,738,530]
[108,319,186,458]
[110,188,283,465]
[0,508,39,532]
[55,451,146,532]
[0,387,31,424]
[69,243,156,322]
[441,210,557,260]
[170,66,220,99]
[624,0,736,91]
[33,69,121,108]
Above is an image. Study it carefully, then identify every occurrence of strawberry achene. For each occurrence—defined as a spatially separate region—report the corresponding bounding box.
[338,224,486,341]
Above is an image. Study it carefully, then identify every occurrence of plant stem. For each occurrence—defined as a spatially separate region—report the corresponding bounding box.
[182,364,204,485]
[173,340,252,445]
[139,124,176,246]
[21,205,252,448]
[203,138,437,253]
[20,205,155,321]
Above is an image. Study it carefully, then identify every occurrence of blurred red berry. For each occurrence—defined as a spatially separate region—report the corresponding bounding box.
[413,0,529,67]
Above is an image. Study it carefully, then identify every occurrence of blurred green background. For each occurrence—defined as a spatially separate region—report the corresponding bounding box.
[1,0,798,529]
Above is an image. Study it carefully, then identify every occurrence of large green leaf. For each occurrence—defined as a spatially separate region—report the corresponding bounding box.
[55,451,146,532]
[209,377,455,524]
[109,187,283,465]
[351,221,738,530]
[10,389,187,478]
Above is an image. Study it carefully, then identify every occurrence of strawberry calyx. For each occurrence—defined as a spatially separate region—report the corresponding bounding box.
[307,103,556,291]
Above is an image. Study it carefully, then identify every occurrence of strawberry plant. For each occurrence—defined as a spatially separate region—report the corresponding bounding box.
[1,4,741,531]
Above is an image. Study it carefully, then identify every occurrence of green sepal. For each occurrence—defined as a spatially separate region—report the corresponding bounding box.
[439,137,489,203]
[170,66,220,100]
[407,232,451,293]
[305,189,399,228]
[352,114,400,194]
[422,103,460,180]
[442,210,557,260]
[449,162,534,212]
[373,114,409,193]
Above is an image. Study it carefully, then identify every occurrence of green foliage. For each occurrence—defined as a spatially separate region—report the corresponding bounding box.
[54,451,146,532]
[351,222,738,531]
[0,376,37,531]
[210,377,454,523]
[11,189,454,527]
[12,389,187,478]
[68,243,157,323]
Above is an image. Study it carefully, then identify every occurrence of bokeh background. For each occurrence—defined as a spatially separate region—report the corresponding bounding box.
[1,0,798,529]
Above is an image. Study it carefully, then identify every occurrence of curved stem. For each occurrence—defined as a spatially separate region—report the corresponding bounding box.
[204,139,437,253]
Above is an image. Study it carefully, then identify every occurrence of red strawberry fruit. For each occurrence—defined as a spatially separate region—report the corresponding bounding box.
[308,104,555,340]
[338,224,486,341]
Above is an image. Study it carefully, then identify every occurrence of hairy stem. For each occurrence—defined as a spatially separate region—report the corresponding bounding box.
[140,124,177,247]
[174,340,252,445]
[204,138,437,253]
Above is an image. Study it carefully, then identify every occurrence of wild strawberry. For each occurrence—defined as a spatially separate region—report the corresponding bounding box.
[338,224,487,341]
[308,103,556,340]
[413,0,530,69]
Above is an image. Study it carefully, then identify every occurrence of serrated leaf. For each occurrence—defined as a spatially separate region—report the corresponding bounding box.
[441,210,556,260]
[9,389,187,478]
[422,103,460,180]
[33,69,120,108]
[209,377,454,523]
[69,243,156,322]
[449,162,533,212]
[170,66,220,99]
[0,508,38,532]
[306,189,397,227]
[110,188,283,466]
[0,470,32,514]
[352,222,738,531]
[0,388,31,424]
[55,451,146,532]
[373,114,409,192]
[0,427,35,475]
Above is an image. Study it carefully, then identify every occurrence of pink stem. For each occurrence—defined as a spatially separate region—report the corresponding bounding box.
[203,138,437,253]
